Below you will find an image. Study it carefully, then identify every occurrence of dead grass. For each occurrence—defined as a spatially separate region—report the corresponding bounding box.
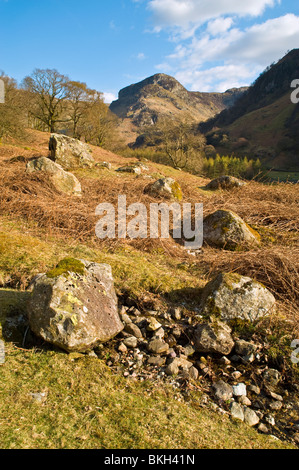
[0,133,298,331]
[0,130,298,450]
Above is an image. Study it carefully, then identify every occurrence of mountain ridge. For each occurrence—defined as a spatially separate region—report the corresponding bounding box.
[110,73,248,143]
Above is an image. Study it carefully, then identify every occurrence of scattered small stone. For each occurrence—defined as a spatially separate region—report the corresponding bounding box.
[269,400,283,411]
[29,392,47,404]
[193,320,235,355]
[269,391,283,401]
[264,414,276,426]
[147,339,169,355]
[232,383,247,397]
[263,368,281,391]
[230,402,245,422]
[120,313,132,325]
[170,307,182,321]
[212,380,233,402]
[124,323,143,339]
[238,395,252,406]
[258,423,269,434]
[219,356,231,365]
[147,356,166,367]
[183,344,196,357]
[189,366,199,380]
[231,371,242,380]
[247,384,261,395]
[147,317,162,332]
[244,408,260,427]
[87,350,98,358]
[123,336,138,349]
[172,327,181,338]
[118,343,128,353]
[154,327,165,340]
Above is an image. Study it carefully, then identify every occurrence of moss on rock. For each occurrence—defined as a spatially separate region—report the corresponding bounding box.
[46,258,85,279]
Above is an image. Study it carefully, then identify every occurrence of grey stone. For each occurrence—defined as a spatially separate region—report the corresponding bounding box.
[199,272,276,322]
[124,323,143,339]
[26,157,82,197]
[230,402,245,421]
[247,384,261,395]
[205,176,246,191]
[123,336,138,349]
[28,259,123,352]
[154,327,165,340]
[189,366,199,380]
[269,400,283,411]
[146,317,162,332]
[144,177,183,200]
[235,339,257,358]
[118,342,128,353]
[148,356,166,367]
[263,369,281,391]
[244,408,260,427]
[264,414,276,426]
[49,134,94,169]
[212,380,233,401]
[238,395,252,406]
[203,210,260,250]
[258,423,269,434]
[148,339,169,355]
[193,319,235,355]
[233,383,247,397]
[95,161,112,169]
[116,165,142,175]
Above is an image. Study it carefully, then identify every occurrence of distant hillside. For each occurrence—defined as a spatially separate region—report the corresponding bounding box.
[200,49,299,171]
[110,73,247,145]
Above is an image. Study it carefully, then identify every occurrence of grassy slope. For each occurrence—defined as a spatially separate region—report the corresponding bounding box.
[214,93,298,171]
[0,130,298,449]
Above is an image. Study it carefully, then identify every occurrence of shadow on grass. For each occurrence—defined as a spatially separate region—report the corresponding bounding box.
[0,289,52,350]
[166,286,203,305]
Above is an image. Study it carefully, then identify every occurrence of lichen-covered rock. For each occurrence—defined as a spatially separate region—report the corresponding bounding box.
[27,258,123,352]
[199,272,276,322]
[205,175,246,190]
[193,319,235,355]
[116,165,142,175]
[49,134,94,170]
[144,177,183,200]
[203,210,260,250]
[26,157,82,197]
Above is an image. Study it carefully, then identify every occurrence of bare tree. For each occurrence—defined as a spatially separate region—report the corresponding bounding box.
[65,80,93,139]
[22,68,70,133]
[0,74,27,140]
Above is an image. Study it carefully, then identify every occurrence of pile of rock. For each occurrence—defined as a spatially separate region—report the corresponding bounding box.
[21,258,298,446]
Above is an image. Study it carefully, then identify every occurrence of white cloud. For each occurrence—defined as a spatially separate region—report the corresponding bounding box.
[148,0,278,28]
[136,52,146,60]
[152,9,299,92]
[103,92,117,104]
[206,17,235,36]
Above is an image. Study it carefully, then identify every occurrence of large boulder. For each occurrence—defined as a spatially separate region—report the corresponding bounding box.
[27,258,123,352]
[193,319,235,355]
[49,134,94,170]
[199,272,276,322]
[26,157,82,197]
[203,210,260,250]
[205,175,246,190]
[144,177,183,200]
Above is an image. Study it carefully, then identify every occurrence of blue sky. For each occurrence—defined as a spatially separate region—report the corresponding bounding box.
[0,0,298,102]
